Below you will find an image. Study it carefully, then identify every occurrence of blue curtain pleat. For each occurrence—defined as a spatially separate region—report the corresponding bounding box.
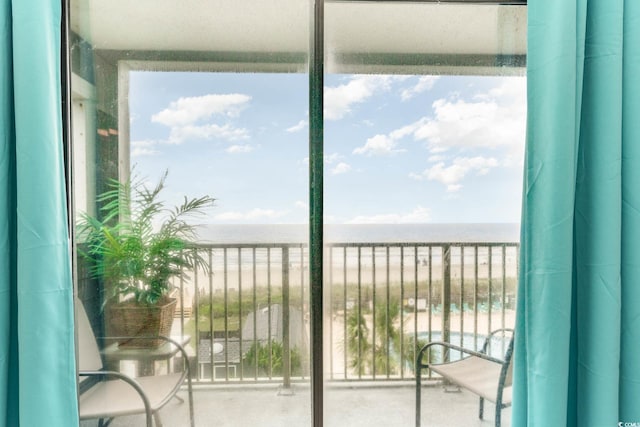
[514,0,640,425]
[574,2,624,425]
[619,0,640,422]
[0,0,16,423]
[0,0,79,426]
[513,1,582,424]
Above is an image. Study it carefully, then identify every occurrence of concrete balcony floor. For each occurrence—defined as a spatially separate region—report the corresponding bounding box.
[80,382,511,427]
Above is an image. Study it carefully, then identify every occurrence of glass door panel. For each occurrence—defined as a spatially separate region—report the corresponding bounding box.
[71,2,311,426]
[324,2,526,426]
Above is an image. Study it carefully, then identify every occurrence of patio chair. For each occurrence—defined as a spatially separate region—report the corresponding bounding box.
[76,300,194,427]
[415,328,514,427]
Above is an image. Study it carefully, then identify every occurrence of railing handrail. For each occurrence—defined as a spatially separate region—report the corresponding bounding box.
[189,241,520,248]
[190,242,306,249]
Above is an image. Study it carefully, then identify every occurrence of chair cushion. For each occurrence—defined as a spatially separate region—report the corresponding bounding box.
[429,356,512,405]
[79,373,184,419]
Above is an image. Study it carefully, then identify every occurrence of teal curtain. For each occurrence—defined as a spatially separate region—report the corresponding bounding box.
[0,0,79,426]
[514,0,640,426]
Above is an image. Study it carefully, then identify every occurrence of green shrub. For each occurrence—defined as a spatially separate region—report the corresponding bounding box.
[242,341,304,377]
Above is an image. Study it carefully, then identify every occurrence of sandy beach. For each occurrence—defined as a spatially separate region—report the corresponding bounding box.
[177,256,518,294]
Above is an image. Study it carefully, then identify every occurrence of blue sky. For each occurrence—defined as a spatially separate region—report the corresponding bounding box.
[129,72,526,225]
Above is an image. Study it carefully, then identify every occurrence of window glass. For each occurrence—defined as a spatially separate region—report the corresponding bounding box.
[324,2,525,426]
[71,2,311,426]
[69,1,526,426]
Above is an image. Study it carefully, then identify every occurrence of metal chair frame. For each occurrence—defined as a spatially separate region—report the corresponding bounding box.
[77,301,194,427]
[415,328,514,427]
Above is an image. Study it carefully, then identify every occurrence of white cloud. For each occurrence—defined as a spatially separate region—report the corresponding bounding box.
[152,94,251,127]
[286,119,308,133]
[330,162,351,175]
[389,121,424,140]
[226,144,253,154]
[168,124,249,144]
[214,208,288,221]
[352,119,423,158]
[131,147,159,157]
[414,78,526,153]
[324,153,343,164]
[131,139,156,148]
[370,77,525,191]
[302,152,344,166]
[380,78,526,156]
[413,99,500,150]
[324,75,399,120]
[294,201,308,209]
[130,139,159,157]
[346,206,431,224]
[353,134,406,156]
[483,77,527,101]
[401,76,440,101]
[413,156,499,192]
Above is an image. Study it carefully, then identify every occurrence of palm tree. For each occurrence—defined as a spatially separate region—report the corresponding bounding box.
[344,298,403,376]
[345,298,440,376]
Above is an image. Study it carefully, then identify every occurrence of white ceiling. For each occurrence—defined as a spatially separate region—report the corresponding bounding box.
[71,1,526,74]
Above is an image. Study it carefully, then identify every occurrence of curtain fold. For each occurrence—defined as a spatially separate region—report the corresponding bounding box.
[0,0,79,426]
[514,0,640,425]
[619,0,640,423]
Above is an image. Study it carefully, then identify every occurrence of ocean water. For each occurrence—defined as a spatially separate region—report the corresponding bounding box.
[194,223,520,244]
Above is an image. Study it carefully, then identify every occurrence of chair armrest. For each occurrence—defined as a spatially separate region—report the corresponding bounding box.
[96,334,194,423]
[480,328,514,355]
[78,370,153,427]
[98,335,191,371]
[416,341,506,369]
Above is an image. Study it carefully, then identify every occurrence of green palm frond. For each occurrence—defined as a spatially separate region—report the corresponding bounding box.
[77,169,215,306]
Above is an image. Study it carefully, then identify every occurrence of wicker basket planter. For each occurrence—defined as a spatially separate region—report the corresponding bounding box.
[108,298,177,348]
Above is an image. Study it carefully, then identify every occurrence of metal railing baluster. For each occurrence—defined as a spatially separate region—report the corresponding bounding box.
[177,241,518,384]
[372,247,376,379]
[268,248,272,380]
[460,246,465,342]
[238,248,243,381]
[442,245,451,362]
[282,247,291,390]
[208,248,214,383]
[400,246,405,379]
[474,245,479,349]
[253,247,258,381]
[223,248,229,382]
[329,247,334,380]
[357,246,362,380]
[488,246,493,336]
[502,244,507,331]
[385,246,390,378]
[343,247,347,380]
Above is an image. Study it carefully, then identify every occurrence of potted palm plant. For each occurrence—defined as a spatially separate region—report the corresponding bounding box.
[78,171,214,347]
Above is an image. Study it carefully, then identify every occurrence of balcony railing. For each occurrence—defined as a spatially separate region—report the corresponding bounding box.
[171,241,519,385]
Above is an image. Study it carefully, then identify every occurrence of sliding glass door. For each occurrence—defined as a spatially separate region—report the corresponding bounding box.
[69,1,526,425]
